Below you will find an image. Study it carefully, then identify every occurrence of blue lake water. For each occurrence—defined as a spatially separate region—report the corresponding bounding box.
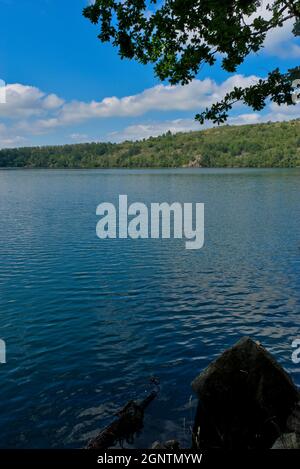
[0,168,299,448]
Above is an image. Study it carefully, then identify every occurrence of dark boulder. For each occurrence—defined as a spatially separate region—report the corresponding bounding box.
[191,337,299,449]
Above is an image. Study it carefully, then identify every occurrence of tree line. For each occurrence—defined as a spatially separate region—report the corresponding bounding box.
[0,120,299,169]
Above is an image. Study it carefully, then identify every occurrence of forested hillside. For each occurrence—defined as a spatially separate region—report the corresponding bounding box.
[0,120,299,168]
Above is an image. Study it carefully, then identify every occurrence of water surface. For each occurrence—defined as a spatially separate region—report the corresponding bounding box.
[0,168,299,448]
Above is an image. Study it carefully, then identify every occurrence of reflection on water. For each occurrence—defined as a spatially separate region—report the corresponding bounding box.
[0,168,299,448]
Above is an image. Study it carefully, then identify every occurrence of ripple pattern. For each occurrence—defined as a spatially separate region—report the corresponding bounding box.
[0,168,299,448]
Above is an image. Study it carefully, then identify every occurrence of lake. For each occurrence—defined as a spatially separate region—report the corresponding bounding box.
[0,168,299,448]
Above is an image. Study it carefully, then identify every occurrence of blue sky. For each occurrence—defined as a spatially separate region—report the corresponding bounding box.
[0,0,299,148]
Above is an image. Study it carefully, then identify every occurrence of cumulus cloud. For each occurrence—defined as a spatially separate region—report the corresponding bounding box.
[263,18,300,59]
[109,119,201,142]
[28,74,259,132]
[0,75,260,146]
[0,84,64,119]
[70,133,89,141]
[246,0,300,59]
[110,106,300,142]
[0,73,299,148]
[0,122,26,147]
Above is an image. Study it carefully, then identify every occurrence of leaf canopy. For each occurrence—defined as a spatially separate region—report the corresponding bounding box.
[83,1,300,123]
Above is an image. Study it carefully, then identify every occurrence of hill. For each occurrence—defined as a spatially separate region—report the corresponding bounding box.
[0,120,299,168]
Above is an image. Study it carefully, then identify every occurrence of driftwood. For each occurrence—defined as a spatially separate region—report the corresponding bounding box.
[87,386,159,450]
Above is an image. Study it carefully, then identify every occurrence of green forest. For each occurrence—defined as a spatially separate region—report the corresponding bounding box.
[0,120,299,169]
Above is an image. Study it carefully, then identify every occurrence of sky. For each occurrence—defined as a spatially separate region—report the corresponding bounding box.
[0,0,299,148]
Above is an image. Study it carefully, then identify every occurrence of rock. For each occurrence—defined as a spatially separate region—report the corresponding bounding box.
[191,337,299,449]
[286,401,300,434]
[151,441,164,450]
[272,432,300,449]
[87,390,158,449]
[274,400,300,448]
[183,155,202,168]
[151,440,180,450]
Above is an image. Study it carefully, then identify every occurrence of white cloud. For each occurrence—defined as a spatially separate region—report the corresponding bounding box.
[0,75,259,140]
[0,84,64,119]
[0,74,299,148]
[110,106,300,142]
[228,113,262,125]
[264,101,300,121]
[28,74,259,132]
[0,122,26,147]
[246,0,300,59]
[109,119,201,142]
[70,133,89,141]
[264,18,300,59]
[43,93,65,110]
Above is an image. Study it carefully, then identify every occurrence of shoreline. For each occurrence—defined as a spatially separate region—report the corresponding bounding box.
[1,166,299,171]
[87,337,300,450]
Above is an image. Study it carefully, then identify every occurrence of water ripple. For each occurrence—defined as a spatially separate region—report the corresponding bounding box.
[0,168,299,448]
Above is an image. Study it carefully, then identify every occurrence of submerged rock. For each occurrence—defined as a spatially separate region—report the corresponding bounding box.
[286,400,300,434]
[151,440,180,450]
[87,390,158,449]
[272,401,300,449]
[191,337,299,449]
[272,432,300,449]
